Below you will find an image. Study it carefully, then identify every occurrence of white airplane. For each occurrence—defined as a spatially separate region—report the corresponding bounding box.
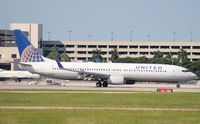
[0,69,40,82]
[14,29,196,88]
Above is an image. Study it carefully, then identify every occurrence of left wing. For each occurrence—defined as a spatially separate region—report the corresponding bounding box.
[55,59,109,80]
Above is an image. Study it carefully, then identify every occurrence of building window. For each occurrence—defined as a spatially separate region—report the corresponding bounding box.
[129,52,138,55]
[77,57,86,60]
[192,46,200,49]
[101,51,107,55]
[88,45,97,48]
[58,51,64,54]
[66,51,74,54]
[182,46,190,49]
[66,45,74,48]
[140,52,148,55]
[109,45,117,48]
[119,52,127,55]
[160,46,169,49]
[78,45,86,48]
[140,46,149,49]
[45,44,54,47]
[130,46,138,48]
[171,46,180,49]
[150,46,159,49]
[192,52,200,56]
[11,54,17,58]
[88,51,93,54]
[150,52,154,55]
[171,52,178,55]
[163,52,170,55]
[56,45,64,48]
[98,45,107,48]
[119,45,128,48]
[78,51,86,54]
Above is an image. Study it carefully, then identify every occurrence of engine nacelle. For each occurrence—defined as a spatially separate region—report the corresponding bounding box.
[107,76,136,85]
[107,75,124,85]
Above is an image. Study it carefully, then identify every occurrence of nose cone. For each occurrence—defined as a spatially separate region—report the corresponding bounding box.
[190,72,197,80]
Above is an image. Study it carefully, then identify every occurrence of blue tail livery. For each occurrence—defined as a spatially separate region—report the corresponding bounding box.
[55,58,64,69]
[14,30,44,62]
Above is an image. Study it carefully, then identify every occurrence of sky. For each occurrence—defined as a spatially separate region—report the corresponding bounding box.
[1,0,200,41]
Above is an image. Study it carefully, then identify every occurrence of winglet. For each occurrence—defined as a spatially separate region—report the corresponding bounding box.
[56,58,64,69]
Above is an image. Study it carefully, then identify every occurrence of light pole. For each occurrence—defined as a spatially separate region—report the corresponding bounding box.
[111,32,114,41]
[190,31,193,42]
[173,32,176,42]
[48,31,51,40]
[88,34,92,41]
[147,34,150,41]
[69,30,72,41]
[130,30,133,41]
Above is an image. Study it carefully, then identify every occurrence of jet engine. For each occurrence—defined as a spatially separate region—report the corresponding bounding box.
[107,75,124,85]
[107,75,135,85]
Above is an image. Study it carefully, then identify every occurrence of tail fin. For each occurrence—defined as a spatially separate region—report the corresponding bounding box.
[14,29,44,62]
[55,58,64,69]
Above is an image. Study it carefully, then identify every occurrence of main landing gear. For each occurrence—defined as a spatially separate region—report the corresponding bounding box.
[96,81,108,87]
[176,84,180,88]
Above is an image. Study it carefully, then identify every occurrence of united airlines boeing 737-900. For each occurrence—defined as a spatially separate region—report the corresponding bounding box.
[14,30,196,88]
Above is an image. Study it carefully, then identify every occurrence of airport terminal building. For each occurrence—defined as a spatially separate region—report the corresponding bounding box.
[43,40,200,61]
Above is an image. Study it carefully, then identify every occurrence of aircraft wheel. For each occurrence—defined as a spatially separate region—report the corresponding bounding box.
[176,84,180,88]
[96,81,102,87]
[102,81,108,87]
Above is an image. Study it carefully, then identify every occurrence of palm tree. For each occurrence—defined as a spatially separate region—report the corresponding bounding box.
[46,47,59,59]
[153,50,163,58]
[92,49,103,62]
[60,53,70,62]
[110,48,119,62]
[165,52,173,59]
[178,49,188,63]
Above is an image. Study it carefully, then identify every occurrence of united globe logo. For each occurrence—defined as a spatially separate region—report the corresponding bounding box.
[21,45,44,62]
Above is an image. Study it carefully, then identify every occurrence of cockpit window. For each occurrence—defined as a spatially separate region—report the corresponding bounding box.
[182,70,190,72]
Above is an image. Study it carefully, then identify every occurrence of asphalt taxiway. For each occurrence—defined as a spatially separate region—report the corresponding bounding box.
[0,80,200,92]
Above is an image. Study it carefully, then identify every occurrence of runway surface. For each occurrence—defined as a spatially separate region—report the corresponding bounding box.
[0,80,200,92]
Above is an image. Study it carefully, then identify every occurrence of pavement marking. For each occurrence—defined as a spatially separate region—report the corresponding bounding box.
[0,106,200,111]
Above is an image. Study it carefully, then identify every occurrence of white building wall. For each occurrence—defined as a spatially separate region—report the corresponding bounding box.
[0,47,19,62]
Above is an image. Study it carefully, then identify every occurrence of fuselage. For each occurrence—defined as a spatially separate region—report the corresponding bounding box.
[20,60,196,83]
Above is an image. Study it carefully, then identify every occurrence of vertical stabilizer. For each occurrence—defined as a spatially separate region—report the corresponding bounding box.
[14,29,44,62]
